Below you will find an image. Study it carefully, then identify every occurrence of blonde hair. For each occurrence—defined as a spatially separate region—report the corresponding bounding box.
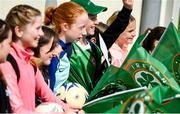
[44,2,86,33]
[107,11,135,26]
[107,11,119,26]
[6,4,41,41]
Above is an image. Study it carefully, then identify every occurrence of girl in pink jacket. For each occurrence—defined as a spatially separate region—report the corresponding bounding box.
[0,4,78,113]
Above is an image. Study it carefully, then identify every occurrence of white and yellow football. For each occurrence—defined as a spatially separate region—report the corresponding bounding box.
[57,82,89,108]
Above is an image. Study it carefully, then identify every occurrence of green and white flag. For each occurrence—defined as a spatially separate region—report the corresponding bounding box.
[83,34,180,113]
[119,86,180,113]
[88,65,139,100]
[68,42,102,93]
[120,34,180,92]
[152,22,180,84]
[88,35,150,100]
[126,48,179,93]
[84,86,180,113]
[155,94,180,113]
[89,33,180,100]
[83,87,146,113]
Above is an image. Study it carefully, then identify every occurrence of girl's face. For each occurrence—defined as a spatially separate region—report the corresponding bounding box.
[39,37,62,66]
[20,16,44,48]
[117,21,136,48]
[39,37,54,65]
[86,14,99,36]
[65,13,88,43]
[0,30,12,62]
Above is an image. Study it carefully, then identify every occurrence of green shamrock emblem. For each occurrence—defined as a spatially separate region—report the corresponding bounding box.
[128,100,145,114]
[137,72,160,88]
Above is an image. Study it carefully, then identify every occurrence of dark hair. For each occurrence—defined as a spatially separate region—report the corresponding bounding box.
[0,19,10,89]
[0,19,11,43]
[87,22,108,46]
[142,26,166,53]
[33,26,58,57]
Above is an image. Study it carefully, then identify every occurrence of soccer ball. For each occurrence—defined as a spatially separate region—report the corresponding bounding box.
[57,82,89,108]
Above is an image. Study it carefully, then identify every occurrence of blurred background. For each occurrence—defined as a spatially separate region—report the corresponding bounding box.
[0,0,179,36]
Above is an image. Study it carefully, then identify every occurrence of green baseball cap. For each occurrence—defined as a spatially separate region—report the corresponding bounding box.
[71,0,107,15]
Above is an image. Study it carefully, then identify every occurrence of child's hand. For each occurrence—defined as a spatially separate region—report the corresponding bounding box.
[52,45,63,58]
[122,0,134,10]
[64,104,85,114]
[67,108,85,114]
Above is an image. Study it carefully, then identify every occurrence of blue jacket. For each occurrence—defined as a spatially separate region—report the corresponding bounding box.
[48,40,72,94]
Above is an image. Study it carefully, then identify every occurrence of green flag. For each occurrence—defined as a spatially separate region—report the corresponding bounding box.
[83,87,146,113]
[155,94,180,113]
[84,32,180,113]
[89,33,180,100]
[152,22,180,84]
[88,65,139,100]
[84,86,180,113]
[119,86,180,113]
[68,42,102,93]
[133,30,151,46]
[88,35,150,100]
[121,42,180,92]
